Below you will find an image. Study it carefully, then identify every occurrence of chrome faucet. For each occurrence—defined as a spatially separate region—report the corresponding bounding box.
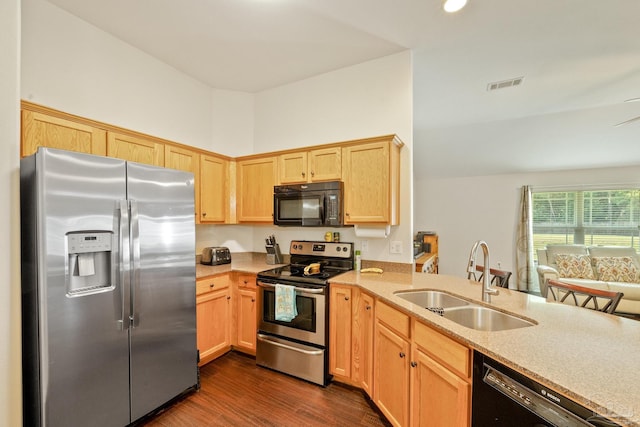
[467,240,499,303]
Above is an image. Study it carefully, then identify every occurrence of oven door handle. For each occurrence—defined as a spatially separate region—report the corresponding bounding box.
[257,334,324,356]
[257,282,325,294]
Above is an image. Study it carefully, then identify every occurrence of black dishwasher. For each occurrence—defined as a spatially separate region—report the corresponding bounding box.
[472,351,620,426]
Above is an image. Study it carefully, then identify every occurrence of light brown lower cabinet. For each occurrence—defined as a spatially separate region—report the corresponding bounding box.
[329,285,375,394]
[234,273,258,355]
[197,272,258,366]
[196,274,232,366]
[410,348,470,427]
[374,301,412,427]
[331,291,471,427]
[329,285,353,378]
[352,290,375,396]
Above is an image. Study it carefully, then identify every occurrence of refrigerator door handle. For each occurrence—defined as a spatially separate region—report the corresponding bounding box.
[119,199,131,330]
[130,200,141,328]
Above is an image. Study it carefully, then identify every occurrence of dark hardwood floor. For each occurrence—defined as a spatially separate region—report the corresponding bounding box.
[139,351,391,427]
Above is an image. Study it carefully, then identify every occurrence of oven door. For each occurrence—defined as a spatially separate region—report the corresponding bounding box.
[256,280,326,347]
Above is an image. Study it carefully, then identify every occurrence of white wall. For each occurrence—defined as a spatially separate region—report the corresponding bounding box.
[247,51,415,264]
[415,165,640,282]
[21,0,253,154]
[1,0,22,424]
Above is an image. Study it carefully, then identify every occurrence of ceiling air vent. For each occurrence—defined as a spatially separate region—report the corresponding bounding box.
[487,77,524,91]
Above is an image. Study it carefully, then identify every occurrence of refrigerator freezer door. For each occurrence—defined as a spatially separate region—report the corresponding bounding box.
[21,148,131,427]
[126,162,197,422]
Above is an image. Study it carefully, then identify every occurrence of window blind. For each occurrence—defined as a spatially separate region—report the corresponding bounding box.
[532,189,640,255]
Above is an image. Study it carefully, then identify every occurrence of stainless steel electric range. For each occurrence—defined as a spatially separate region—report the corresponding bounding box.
[256,240,354,386]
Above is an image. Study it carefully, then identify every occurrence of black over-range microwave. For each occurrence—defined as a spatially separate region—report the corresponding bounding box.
[273,181,343,227]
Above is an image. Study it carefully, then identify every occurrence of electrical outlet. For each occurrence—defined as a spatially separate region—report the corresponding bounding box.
[361,240,369,253]
[390,240,403,254]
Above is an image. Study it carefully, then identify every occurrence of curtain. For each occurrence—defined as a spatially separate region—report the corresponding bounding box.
[516,185,536,292]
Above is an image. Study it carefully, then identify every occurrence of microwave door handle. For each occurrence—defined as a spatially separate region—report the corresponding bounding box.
[320,194,326,224]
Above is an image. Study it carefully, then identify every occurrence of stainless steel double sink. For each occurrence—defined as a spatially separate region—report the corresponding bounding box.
[394,290,536,331]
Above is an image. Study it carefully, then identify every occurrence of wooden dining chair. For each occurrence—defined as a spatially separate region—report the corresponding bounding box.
[546,279,623,314]
[469,265,512,288]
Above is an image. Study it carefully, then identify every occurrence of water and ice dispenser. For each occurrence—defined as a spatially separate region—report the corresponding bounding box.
[66,231,114,296]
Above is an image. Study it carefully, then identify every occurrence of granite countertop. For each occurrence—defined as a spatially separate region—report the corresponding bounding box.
[196,252,284,279]
[331,271,640,427]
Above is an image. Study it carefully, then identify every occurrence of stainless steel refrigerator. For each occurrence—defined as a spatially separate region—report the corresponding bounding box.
[20,148,198,426]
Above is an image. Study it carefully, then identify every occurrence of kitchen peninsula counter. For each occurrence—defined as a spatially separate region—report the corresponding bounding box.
[331,270,640,426]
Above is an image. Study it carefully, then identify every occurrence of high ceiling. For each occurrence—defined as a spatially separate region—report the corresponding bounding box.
[46,0,640,178]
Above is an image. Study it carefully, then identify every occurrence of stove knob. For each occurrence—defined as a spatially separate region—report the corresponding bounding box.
[298,244,303,250]
[342,246,348,252]
[293,244,298,250]
[336,246,341,252]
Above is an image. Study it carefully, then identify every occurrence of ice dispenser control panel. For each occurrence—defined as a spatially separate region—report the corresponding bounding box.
[68,232,112,254]
[66,231,113,296]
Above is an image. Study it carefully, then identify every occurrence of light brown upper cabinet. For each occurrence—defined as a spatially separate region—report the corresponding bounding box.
[21,109,106,157]
[236,156,277,223]
[107,132,164,167]
[199,153,229,223]
[21,103,405,228]
[165,145,200,220]
[342,136,403,225]
[279,147,341,184]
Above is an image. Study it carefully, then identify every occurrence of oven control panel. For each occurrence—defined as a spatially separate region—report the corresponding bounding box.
[290,240,353,258]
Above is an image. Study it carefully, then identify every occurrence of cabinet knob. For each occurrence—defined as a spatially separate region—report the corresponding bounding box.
[311,171,315,177]
[365,305,372,310]
[226,295,231,300]
[344,296,350,301]
[410,361,417,368]
[209,283,214,288]
[399,352,406,358]
[251,298,255,302]
[346,212,350,216]
[302,172,306,177]
[202,212,207,217]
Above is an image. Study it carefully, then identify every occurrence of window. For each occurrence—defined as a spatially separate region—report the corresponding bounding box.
[532,188,640,258]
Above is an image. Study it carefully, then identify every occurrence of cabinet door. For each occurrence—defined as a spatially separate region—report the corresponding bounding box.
[107,132,164,166]
[21,110,106,157]
[279,151,308,184]
[411,348,471,427]
[236,156,277,222]
[236,289,257,353]
[329,285,352,378]
[197,287,231,366]
[200,154,228,223]
[342,141,390,223]
[309,147,341,182]
[353,291,375,397]
[374,321,411,427]
[165,145,200,221]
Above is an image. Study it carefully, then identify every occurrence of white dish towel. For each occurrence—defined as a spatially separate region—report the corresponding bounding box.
[275,284,297,322]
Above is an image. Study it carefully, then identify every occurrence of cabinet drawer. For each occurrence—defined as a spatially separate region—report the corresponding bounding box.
[413,320,471,379]
[197,274,230,296]
[376,301,410,339]
[236,273,257,289]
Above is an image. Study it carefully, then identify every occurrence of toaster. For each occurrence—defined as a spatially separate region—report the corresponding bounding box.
[201,247,231,265]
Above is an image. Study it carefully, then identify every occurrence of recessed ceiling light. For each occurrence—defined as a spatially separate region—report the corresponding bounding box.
[443,0,468,13]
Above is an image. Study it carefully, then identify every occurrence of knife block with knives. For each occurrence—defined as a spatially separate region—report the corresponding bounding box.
[265,234,283,265]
